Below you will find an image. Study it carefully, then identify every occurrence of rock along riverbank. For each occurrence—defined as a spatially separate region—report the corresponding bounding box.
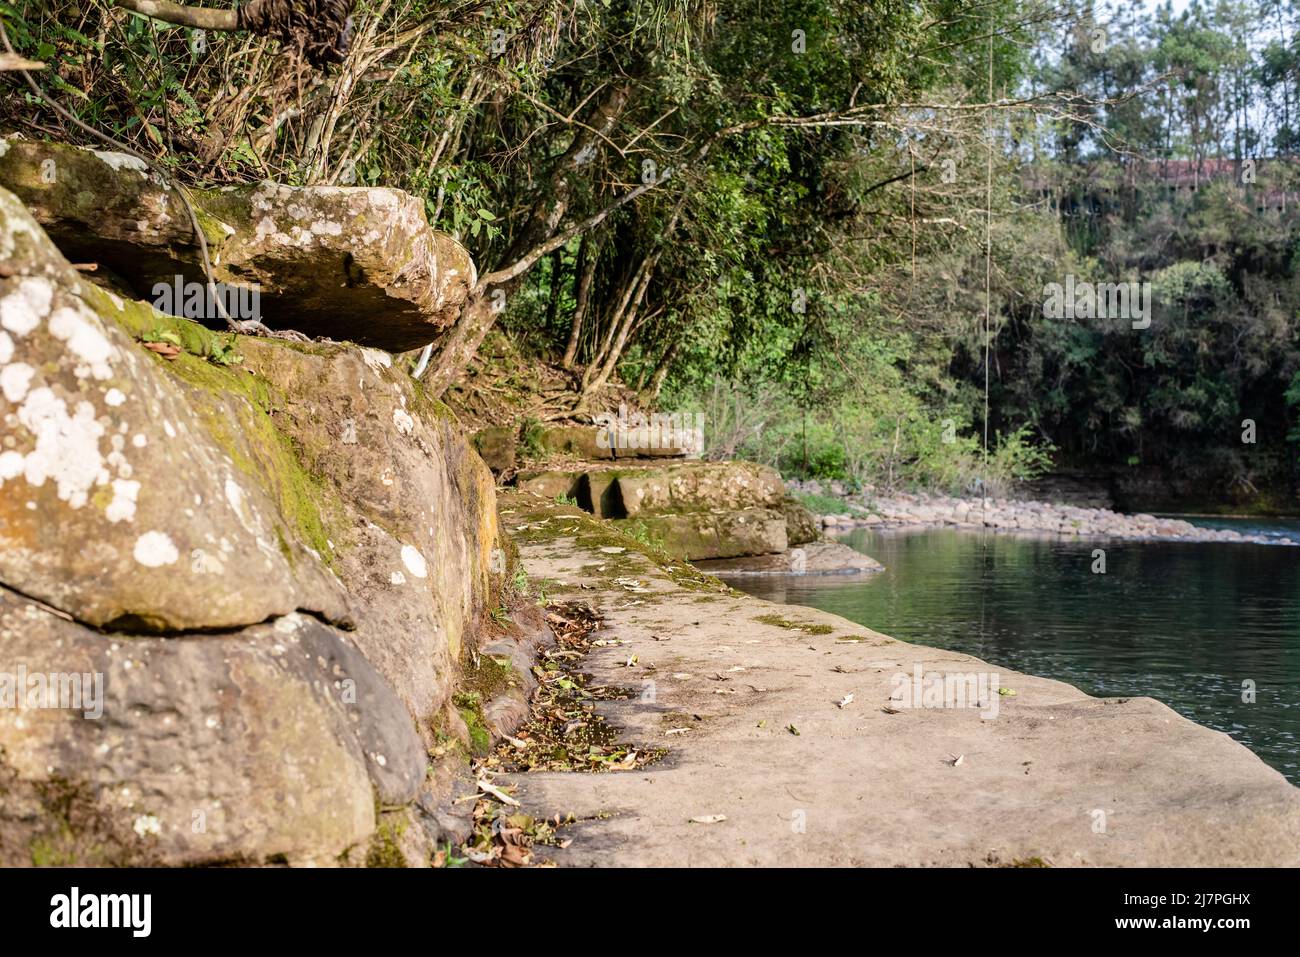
[790,484,1297,546]
[495,490,1300,866]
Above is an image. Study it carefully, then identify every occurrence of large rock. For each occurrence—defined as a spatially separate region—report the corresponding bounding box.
[513,461,793,561]
[610,461,786,517]
[501,490,1300,867]
[472,424,518,473]
[782,496,821,546]
[632,508,788,561]
[0,136,474,351]
[0,185,506,864]
[0,186,349,632]
[698,540,883,575]
[0,596,423,866]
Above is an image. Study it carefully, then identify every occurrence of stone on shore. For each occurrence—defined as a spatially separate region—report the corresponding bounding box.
[698,540,883,576]
[514,460,792,560]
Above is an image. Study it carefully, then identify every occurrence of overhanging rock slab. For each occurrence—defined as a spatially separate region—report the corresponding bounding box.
[0,137,474,351]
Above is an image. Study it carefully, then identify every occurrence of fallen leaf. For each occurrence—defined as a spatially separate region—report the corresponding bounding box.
[142,341,182,360]
[787,724,800,736]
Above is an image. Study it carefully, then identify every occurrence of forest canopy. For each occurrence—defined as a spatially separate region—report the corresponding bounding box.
[4,0,1299,507]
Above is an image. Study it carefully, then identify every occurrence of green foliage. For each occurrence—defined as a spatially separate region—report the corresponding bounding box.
[519,419,546,459]
[205,337,242,367]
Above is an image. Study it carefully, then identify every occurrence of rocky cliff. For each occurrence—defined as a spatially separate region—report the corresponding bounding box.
[0,141,519,866]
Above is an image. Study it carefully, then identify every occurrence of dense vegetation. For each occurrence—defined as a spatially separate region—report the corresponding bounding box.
[5,0,1300,506]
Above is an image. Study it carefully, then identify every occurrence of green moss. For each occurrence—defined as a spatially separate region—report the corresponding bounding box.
[410,379,456,421]
[460,654,517,702]
[365,805,409,868]
[754,613,834,636]
[453,691,492,757]
[29,836,76,867]
[95,292,346,564]
[28,776,115,866]
[520,418,546,458]
[506,500,731,596]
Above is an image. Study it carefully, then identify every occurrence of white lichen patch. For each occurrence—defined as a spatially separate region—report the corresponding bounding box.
[0,331,13,364]
[132,814,162,838]
[48,304,116,380]
[0,276,54,336]
[312,219,344,236]
[105,478,140,523]
[6,387,105,507]
[0,362,34,403]
[360,348,392,374]
[400,544,428,579]
[389,571,406,586]
[93,150,149,176]
[105,388,126,407]
[133,530,179,567]
[0,450,21,479]
[393,408,414,435]
[224,477,244,515]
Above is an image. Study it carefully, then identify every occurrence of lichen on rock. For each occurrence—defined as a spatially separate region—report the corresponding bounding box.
[0,182,509,866]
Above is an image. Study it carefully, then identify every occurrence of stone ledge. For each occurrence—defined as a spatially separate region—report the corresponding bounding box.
[0,137,474,351]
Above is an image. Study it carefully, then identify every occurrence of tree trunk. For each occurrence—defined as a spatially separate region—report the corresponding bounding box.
[641,339,679,402]
[421,295,495,398]
[562,236,596,368]
[422,84,631,397]
[584,253,657,397]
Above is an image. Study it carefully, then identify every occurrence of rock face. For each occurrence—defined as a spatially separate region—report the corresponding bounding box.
[0,185,505,865]
[0,137,474,351]
[632,508,788,561]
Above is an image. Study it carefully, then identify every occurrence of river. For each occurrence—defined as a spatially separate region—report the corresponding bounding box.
[725,518,1300,784]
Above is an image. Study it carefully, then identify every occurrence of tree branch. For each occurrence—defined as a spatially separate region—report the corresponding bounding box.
[113,0,238,31]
